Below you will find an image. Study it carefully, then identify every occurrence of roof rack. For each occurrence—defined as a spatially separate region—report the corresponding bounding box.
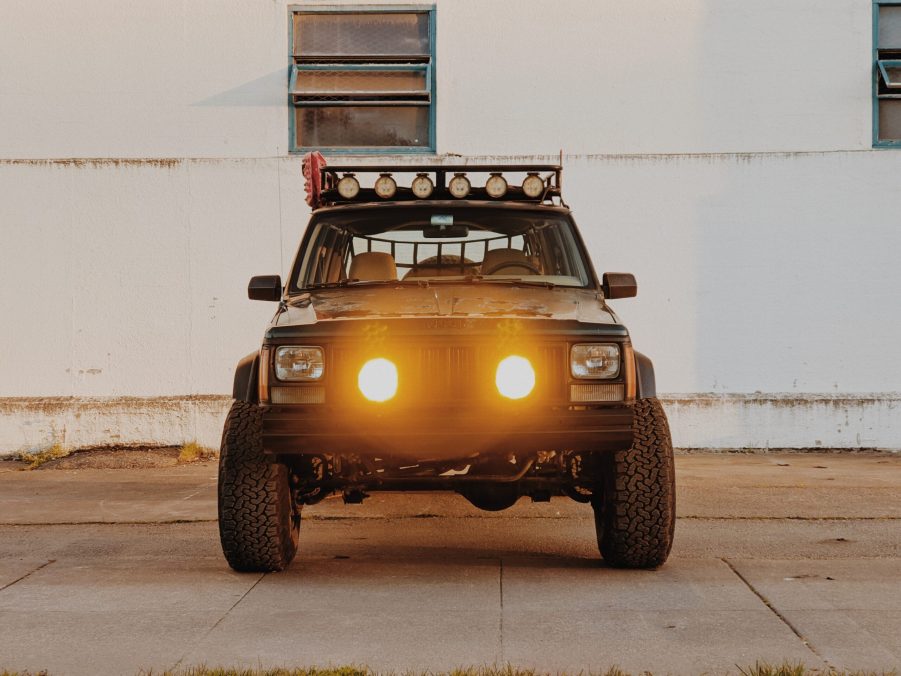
[315,163,563,208]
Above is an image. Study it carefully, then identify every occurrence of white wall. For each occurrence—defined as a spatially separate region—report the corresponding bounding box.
[0,0,873,158]
[1,0,899,453]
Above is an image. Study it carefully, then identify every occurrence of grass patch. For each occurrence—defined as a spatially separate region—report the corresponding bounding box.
[177,441,217,464]
[139,665,899,676]
[12,444,71,469]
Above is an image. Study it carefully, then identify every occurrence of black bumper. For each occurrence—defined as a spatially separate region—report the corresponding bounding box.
[262,404,634,458]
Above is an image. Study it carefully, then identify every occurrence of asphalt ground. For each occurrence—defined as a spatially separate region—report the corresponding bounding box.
[0,452,900,675]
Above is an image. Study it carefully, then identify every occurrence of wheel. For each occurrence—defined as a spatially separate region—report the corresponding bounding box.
[592,397,676,568]
[218,401,300,572]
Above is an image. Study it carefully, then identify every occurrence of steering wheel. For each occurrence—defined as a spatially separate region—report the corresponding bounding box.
[482,261,543,276]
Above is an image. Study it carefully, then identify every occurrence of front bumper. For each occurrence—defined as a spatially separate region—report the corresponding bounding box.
[262,404,633,458]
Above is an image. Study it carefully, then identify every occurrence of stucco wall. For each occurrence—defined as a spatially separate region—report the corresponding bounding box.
[1,0,898,453]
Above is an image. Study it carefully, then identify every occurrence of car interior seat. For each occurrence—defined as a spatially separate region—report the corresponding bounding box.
[348,251,397,281]
[480,248,540,275]
[403,255,478,279]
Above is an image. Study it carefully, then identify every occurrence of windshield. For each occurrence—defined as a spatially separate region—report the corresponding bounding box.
[291,206,594,291]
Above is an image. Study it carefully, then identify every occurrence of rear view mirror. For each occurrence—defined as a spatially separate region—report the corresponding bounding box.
[248,275,282,302]
[423,224,469,239]
[602,272,637,299]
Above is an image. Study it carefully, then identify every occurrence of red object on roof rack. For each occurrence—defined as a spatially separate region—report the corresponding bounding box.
[302,151,327,208]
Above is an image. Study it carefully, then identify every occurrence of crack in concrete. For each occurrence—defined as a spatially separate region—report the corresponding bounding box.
[681,515,901,521]
[2,515,899,527]
[722,558,833,669]
[0,519,219,526]
[498,557,505,665]
[0,559,55,593]
[171,571,265,671]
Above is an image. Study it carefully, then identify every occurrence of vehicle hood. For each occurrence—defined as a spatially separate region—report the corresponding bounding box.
[273,285,618,327]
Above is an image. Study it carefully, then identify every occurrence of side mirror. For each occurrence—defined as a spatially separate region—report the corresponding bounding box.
[602,272,637,299]
[248,275,282,302]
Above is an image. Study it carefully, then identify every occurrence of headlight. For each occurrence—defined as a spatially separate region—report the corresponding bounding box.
[495,355,535,400]
[571,344,620,379]
[374,173,397,199]
[275,346,324,381]
[485,173,508,198]
[358,358,398,402]
[448,173,471,199]
[337,174,360,199]
[411,173,434,199]
[522,172,544,198]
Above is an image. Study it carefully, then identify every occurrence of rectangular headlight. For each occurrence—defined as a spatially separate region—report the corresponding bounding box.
[571,344,620,379]
[275,346,324,381]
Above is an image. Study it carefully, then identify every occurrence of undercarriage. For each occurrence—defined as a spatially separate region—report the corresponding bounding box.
[285,449,604,511]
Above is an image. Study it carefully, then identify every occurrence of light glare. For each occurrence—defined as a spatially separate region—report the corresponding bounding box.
[495,355,535,400]
[358,358,398,402]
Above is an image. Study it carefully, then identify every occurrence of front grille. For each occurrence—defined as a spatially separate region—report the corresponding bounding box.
[570,383,625,403]
[331,343,566,405]
[271,385,326,404]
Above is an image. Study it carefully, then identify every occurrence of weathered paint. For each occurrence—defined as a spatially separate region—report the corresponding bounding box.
[2,395,898,456]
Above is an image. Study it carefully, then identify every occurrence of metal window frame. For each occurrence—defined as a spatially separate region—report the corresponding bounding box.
[288,4,437,155]
[874,1,901,147]
[289,63,431,104]
[877,59,901,88]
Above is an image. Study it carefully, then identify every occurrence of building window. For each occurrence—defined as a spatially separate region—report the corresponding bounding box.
[875,1,901,145]
[289,5,436,153]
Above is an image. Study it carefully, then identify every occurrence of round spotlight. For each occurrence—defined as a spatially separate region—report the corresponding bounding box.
[495,355,535,400]
[448,173,471,199]
[374,173,397,200]
[522,172,544,199]
[485,173,508,199]
[411,173,434,199]
[337,174,360,200]
[358,358,398,402]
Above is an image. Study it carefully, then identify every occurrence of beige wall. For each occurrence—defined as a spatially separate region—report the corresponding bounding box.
[1,0,899,452]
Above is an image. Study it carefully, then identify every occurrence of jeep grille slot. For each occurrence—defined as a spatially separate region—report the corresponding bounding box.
[330,343,567,405]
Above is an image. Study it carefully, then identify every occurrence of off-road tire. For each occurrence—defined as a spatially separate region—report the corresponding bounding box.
[593,397,675,568]
[218,401,299,572]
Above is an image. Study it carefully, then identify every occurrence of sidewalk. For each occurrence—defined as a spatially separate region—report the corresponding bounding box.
[1,452,900,675]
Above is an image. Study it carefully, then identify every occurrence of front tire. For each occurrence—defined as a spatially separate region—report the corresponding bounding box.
[218,401,299,572]
[593,397,676,568]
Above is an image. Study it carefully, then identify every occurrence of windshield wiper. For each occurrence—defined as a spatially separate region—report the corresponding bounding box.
[306,279,411,290]
[469,276,557,289]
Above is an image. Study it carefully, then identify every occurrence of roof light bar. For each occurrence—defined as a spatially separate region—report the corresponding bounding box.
[448,173,471,199]
[374,173,397,200]
[316,163,564,207]
[337,173,360,200]
[411,173,434,199]
[485,173,508,199]
[522,172,544,198]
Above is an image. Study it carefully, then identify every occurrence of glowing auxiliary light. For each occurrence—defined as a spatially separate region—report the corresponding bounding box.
[485,173,508,198]
[358,358,398,402]
[448,173,471,199]
[495,355,535,400]
[337,174,360,199]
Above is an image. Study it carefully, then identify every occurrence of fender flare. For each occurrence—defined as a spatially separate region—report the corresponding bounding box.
[232,351,260,403]
[633,350,657,399]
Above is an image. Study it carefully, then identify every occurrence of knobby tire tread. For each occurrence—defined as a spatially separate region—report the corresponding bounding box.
[218,401,299,572]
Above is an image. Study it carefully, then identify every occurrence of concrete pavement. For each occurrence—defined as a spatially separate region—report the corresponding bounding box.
[0,452,900,674]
